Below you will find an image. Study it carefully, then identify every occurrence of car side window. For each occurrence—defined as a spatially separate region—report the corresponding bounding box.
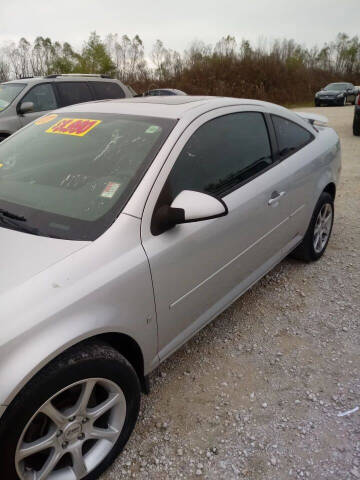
[271,115,313,158]
[92,82,125,100]
[20,84,58,112]
[158,112,273,206]
[56,82,93,107]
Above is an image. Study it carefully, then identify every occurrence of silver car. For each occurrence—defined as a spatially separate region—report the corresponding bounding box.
[0,96,340,480]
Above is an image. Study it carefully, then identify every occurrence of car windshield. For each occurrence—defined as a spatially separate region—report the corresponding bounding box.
[0,83,26,111]
[0,112,176,240]
[324,83,348,91]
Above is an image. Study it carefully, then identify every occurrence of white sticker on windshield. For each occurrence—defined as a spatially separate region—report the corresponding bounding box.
[100,182,120,198]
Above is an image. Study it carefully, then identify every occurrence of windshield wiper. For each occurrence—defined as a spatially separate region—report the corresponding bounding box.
[0,212,39,235]
[0,208,26,221]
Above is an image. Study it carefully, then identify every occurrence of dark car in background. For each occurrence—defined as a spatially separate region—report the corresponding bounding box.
[140,88,187,97]
[353,88,360,136]
[314,82,357,107]
[0,74,133,141]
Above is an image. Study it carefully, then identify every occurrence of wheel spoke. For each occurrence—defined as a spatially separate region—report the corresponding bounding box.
[87,393,121,421]
[17,432,57,461]
[37,450,62,480]
[41,402,67,426]
[89,426,120,443]
[71,444,88,478]
[75,379,97,416]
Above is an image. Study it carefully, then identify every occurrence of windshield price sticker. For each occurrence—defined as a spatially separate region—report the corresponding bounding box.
[100,182,120,198]
[46,118,101,137]
[35,114,58,126]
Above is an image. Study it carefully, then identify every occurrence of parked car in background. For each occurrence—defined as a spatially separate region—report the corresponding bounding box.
[0,74,133,141]
[0,96,340,480]
[353,88,360,136]
[314,82,357,107]
[140,88,187,96]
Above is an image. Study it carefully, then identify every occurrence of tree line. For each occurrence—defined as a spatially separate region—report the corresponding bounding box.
[0,32,359,104]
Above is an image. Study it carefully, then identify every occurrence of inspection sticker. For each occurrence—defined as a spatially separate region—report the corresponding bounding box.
[145,125,160,134]
[35,114,58,126]
[46,118,101,137]
[100,182,120,198]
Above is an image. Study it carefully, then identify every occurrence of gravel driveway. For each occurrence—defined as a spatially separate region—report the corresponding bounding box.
[102,105,360,480]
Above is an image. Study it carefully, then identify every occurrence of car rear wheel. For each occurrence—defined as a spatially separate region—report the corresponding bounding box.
[291,192,334,262]
[0,341,141,480]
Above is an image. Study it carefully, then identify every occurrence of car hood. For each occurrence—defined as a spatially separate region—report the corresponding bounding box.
[0,227,89,294]
[318,90,343,96]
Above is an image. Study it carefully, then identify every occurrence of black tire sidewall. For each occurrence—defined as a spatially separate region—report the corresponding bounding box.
[0,343,141,480]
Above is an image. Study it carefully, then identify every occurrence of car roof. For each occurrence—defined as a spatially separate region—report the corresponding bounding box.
[2,76,122,85]
[59,95,284,120]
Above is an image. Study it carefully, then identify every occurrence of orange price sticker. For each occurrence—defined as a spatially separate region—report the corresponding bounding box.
[46,118,101,137]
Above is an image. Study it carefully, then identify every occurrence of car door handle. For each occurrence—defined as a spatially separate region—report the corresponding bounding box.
[268,191,286,205]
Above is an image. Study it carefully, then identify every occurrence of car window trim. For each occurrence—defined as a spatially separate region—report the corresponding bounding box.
[16,82,59,114]
[54,81,94,107]
[270,113,315,161]
[158,110,280,204]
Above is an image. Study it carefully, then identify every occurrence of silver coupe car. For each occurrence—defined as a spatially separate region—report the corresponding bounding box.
[0,96,340,480]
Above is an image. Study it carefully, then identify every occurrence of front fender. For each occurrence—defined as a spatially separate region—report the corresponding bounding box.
[0,215,158,407]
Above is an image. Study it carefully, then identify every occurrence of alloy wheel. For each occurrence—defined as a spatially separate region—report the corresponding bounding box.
[15,378,126,480]
[313,203,333,254]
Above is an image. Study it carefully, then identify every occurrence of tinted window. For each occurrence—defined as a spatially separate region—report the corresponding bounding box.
[160,112,273,202]
[21,84,57,112]
[92,82,125,100]
[57,82,93,107]
[272,115,313,157]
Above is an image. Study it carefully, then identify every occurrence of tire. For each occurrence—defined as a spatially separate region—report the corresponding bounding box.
[314,100,320,107]
[0,341,141,480]
[0,135,8,143]
[291,192,334,262]
[353,114,360,136]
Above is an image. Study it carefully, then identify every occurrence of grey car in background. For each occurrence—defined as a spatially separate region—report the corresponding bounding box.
[0,96,340,479]
[0,74,133,141]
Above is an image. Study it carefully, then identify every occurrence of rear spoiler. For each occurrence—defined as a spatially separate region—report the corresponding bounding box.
[295,112,328,126]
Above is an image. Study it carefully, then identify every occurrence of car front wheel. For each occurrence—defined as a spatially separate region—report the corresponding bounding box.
[0,341,141,480]
[291,192,334,262]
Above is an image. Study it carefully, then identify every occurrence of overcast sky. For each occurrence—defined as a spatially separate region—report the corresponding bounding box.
[0,0,358,53]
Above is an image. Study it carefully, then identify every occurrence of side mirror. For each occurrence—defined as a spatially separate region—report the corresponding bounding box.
[151,190,228,235]
[18,102,34,115]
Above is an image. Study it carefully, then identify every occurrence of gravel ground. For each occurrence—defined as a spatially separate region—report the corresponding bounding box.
[102,105,360,480]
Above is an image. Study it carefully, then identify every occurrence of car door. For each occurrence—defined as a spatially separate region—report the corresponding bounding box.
[141,106,294,361]
[18,83,58,127]
[270,114,316,244]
